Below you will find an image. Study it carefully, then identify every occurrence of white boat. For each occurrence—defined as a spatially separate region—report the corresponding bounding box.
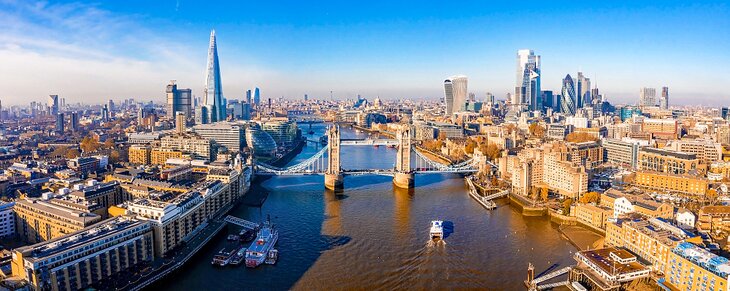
[430,220,444,240]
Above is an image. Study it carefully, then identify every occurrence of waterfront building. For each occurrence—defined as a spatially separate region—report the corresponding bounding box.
[160,134,215,161]
[192,122,246,152]
[675,209,695,230]
[150,149,185,165]
[605,217,700,275]
[574,203,613,231]
[245,126,276,156]
[560,74,576,115]
[204,30,226,122]
[566,141,604,168]
[515,49,541,112]
[166,81,193,120]
[430,122,464,139]
[638,147,699,175]
[128,145,152,165]
[634,170,708,196]
[14,198,102,243]
[0,202,14,237]
[541,143,588,199]
[602,138,648,169]
[666,242,729,290]
[262,120,300,148]
[639,87,656,107]
[413,122,437,141]
[11,216,154,291]
[572,247,651,289]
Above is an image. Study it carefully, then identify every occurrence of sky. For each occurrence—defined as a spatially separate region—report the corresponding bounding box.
[0,0,728,106]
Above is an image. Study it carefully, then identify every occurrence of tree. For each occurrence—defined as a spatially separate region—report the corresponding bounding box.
[464,139,477,154]
[65,149,80,159]
[104,139,115,149]
[529,123,545,138]
[579,191,600,204]
[80,136,101,153]
[707,188,718,203]
[482,143,502,161]
[438,131,447,140]
[50,146,69,158]
[562,198,574,215]
[530,187,539,200]
[540,186,549,202]
[109,150,121,164]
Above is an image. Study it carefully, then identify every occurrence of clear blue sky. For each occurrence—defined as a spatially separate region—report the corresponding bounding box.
[0,0,728,105]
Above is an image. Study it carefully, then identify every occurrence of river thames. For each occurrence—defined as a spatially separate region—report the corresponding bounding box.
[157,124,579,290]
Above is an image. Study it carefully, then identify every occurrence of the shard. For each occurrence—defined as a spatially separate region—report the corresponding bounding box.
[204,30,225,122]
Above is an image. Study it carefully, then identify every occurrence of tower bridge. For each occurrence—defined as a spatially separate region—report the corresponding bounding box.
[255,126,487,190]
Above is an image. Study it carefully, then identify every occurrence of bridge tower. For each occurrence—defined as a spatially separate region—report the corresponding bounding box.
[393,126,415,188]
[325,125,344,190]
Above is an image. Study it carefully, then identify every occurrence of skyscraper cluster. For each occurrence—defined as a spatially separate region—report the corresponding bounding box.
[515,49,541,112]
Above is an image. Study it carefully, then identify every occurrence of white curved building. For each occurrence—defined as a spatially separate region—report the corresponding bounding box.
[444,75,467,116]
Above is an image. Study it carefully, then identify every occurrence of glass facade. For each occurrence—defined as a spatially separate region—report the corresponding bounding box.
[560,74,576,115]
[246,126,277,156]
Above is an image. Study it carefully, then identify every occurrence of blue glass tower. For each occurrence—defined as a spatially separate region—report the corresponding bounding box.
[254,87,260,106]
[204,30,225,122]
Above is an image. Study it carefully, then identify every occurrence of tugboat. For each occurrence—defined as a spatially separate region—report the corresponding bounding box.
[430,220,444,241]
[245,217,279,268]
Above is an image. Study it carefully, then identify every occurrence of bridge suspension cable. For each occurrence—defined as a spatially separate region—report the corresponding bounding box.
[255,145,329,175]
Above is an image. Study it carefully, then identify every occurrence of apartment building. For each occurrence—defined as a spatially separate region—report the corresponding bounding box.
[128,145,152,165]
[667,138,722,164]
[666,242,729,290]
[634,170,708,196]
[11,216,154,291]
[638,147,700,175]
[14,198,102,243]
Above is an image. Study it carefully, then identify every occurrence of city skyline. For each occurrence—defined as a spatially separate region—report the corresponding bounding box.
[0,1,728,106]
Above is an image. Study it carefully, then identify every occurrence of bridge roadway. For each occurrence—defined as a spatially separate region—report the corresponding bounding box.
[255,168,478,177]
[340,139,398,146]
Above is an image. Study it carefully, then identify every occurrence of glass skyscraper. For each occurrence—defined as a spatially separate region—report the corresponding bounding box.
[560,74,576,115]
[204,30,225,122]
[443,75,468,116]
[515,49,541,112]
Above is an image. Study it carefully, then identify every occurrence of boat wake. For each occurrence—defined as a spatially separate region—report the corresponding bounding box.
[426,239,446,248]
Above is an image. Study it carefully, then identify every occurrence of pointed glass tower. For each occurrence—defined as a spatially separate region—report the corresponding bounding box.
[204,30,225,122]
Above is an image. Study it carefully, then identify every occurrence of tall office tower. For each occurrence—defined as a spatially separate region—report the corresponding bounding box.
[59,98,65,109]
[253,87,260,106]
[541,91,555,112]
[486,92,495,105]
[108,99,115,112]
[70,112,79,131]
[468,92,476,102]
[591,87,600,104]
[55,113,64,133]
[304,94,308,101]
[560,74,577,115]
[175,112,186,134]
[639,87,656,107]
[166,81,193,119]
[660,86,669,109]
[245,90,252,104]
[101,105,109,122]
[48,95,59,115]
[443,79,454,115]
[137,107,145,124]
[204,30,225,122]
[576,72,591,108]
[515,49,541,111]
